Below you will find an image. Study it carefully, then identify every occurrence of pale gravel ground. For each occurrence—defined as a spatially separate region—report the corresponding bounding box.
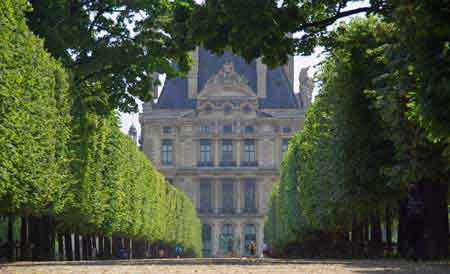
[1,259,449,274]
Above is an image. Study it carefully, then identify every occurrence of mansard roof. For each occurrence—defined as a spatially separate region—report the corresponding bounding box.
[154,49,298,109]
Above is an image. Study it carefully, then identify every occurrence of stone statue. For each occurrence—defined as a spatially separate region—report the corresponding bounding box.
[298,66,314,109]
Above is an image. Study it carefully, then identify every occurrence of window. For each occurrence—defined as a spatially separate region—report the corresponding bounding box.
[161,139,173,165]
[199,140,213,165]
[282,127,292,134]
[243,105,252,113]
[221,180,234,213]
[224,105,232,114]
[221,140,233,163]
[204,104,213,113]
[244,180,256,212]
[163,127,173,134]
[202,224,212,256]
[221,224,234,237]
[243,140,256,164]
[200,125,211,134]
[244,224,257,255]
[282,139,290,154]
[199,180,212,213]
[223,125,233,134]
[244,126,254,134]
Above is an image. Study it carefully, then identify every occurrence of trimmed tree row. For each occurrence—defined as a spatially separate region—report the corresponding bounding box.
[0,0,201,261]
[265,17,449,259]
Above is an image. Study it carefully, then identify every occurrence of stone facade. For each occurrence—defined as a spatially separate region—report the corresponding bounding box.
[140,48,309,257]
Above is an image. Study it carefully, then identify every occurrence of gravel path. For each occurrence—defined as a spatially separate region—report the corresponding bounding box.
[1,258,449,274]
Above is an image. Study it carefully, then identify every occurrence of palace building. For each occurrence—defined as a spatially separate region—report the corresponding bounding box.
[139,48,311,257]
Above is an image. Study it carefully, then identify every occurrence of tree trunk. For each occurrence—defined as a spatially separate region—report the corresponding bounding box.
[74,234,81,261]
[104,237,111,259]
[370,215,382,257]
[385,205,393,252]
[421,182,449,259]
[351,216,363,257]
[64,233,73,261]
[397,199,408,257]
[58,233,65,260]
[98,236,104,259]
[112,236,120,258]
[82,235,88,260]
[7,215,15,261]
[40,216,56,261]
[20,216,29,260]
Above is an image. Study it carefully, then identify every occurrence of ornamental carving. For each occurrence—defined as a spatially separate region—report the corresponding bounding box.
[199,63,255,98]
[205,63,248,87]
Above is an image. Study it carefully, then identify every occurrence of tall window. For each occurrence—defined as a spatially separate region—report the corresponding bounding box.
[200,125,211,134]
[221,140,233,163]
[161,139,173,165]
[202,224,212,256]
[244,180,256,212]
[244,140,256,164]
[199,180,212,212]
[221,180,234,213]
[244,224,257,255]
[282,139,290,154]
[199,140,212,165]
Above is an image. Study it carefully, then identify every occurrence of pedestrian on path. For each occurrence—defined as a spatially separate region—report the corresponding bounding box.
[175,244,183,259]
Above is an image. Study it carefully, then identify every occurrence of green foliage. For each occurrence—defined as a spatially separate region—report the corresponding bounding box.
[265,17,449,252]
[0,0,72,216]
[0,0,202,257]
[175,0,384,67]
[27,0,196,113]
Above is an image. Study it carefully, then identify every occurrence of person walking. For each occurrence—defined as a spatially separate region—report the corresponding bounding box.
[407,184,425,261]
[249,241,256,256]
[175,244,183,259]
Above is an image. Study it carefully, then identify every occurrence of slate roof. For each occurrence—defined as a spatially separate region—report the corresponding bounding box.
[154,49,298,109]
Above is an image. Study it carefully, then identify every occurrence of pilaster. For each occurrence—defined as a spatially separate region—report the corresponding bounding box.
[256,58,267,98]
[188,47,199,99]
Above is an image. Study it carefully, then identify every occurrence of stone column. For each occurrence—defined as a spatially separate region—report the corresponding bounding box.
[191,179,198,209]
[257,221,264,256]
[235,222,243,256]
[214,139,220,166]
[235,179,241,213]
[212,222,220,257]
[214,179,220,213]
[236,140,241,166]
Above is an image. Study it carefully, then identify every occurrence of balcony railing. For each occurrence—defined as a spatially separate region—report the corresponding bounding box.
[241,161,258,167]
[219,161,236,167]
[218,208,237,214]
[197,207,261,215]
[242,207,258,214]
[197,207,214,214]
[197,161,214,167]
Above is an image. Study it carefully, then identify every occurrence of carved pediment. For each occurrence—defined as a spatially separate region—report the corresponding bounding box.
[199,63,256,98]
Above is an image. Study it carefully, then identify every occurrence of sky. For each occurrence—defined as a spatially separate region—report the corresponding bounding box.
[119,1,369,137]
